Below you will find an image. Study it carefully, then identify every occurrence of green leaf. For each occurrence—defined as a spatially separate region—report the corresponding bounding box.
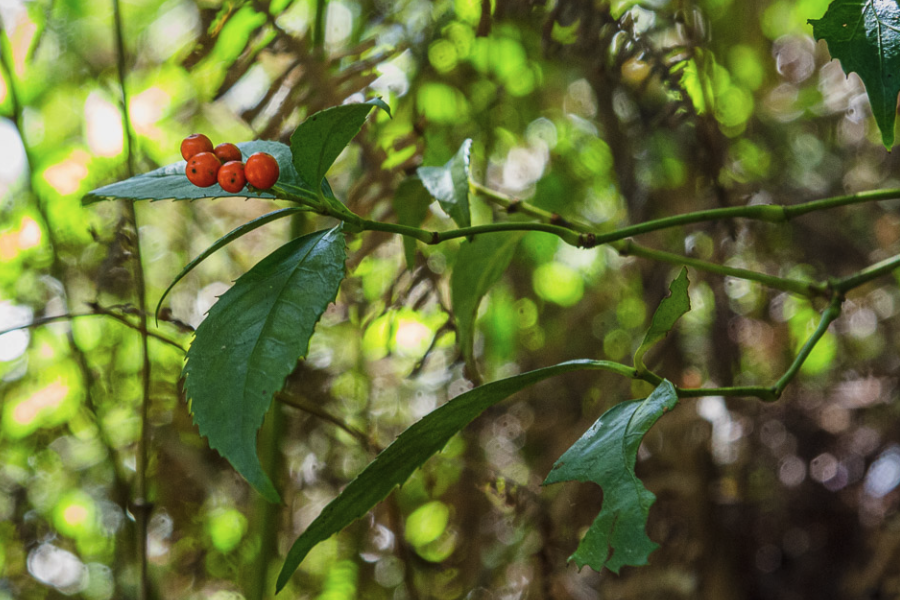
[82,141,333,205]
[183,226,346,503]
[155,207,309,323]
[290,98,391,190]
[809,0,900,148]
[393,178,433,270]
[633,267,690,372]
[451,232,523,369]
[276,358,627,591]
[543,380,678,573]
[417,139,472,229]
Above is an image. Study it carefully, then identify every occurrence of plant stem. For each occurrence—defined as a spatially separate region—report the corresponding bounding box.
[616,239,824,298]
[772,295,843,397]
[111,1,153,597]
[359,219,582,246]
[782,188,900,218]
[831,253,900,293]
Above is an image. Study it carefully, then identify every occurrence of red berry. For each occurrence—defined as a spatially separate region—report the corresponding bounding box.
[181,134,214,161]
[214,142,242,163]
[186,152,221,188]
[245,152,279,190]
[217,161,246,193]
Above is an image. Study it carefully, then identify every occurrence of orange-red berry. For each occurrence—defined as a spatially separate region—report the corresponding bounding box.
[186,152,221,188]
[181,134,214,161]
[245,152,279,190]
[218,161,246,193]
[214,142,242,163]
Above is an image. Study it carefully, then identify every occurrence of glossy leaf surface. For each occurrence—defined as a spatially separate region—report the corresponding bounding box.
[809,0,900,148]
[633,267,690,371]
[183,227,346,503]
[82,141,332,204]
[543,380,678,573]
[417,139,472,229]
[290,98,391,191]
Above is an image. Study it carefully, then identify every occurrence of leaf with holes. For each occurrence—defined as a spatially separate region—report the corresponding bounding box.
[183,226,346,503]
[809,0,900,148]
[276,358,630,591]
[543,380,678,573]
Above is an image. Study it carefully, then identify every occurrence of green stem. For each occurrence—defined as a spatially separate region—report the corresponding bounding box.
[360,219,582,246]
[472,180,900,244]
[831,253,900,293]
[616,239,824,298]
[782,188,900,218]
[676,385,777,402]
[772,296,842,397]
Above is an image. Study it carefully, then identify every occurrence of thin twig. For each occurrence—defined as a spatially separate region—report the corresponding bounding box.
[0,306,186,352]
[275,391,382,453]
[110,1,152,598]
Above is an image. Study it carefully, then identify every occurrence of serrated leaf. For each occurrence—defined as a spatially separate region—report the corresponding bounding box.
[155,207,308,323]
[183,226,346,503]
[393,178,433,270]
[276,358,622,591]
[82,141,333,205]
[633,267,690,371]
[290,98,391,190]
[417,139,472,229]
[543,380,678,573]
[809,0,900,148]
[451,232,523,368]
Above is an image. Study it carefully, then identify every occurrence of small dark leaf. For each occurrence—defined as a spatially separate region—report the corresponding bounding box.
[451,232,524,368]
[633,267,690,371]
[417,139,472,229]
[290,99,390,190]
[543,380,678,573]
[393,178,433,270]
[183,226,346,503]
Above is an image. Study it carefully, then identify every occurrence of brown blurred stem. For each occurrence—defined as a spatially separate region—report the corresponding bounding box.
[111,1,154,598]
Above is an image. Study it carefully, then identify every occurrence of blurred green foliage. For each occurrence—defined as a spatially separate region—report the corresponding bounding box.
[2,0,900,598]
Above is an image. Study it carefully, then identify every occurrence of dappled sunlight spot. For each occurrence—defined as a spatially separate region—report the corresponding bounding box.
[27,543,87,594]
[206,508,247,553]
[12,380,68,426]
[85,93,124,157]
[532,262,583,307]
[129,87,170,136]
[43,151,90,196]
[62,504,89,528]
[779,455,807,487]
[0,216,42,260]
[0,301,31,361]
[864,446,900,499]
[394,318,431,357]
[325,1,353,48]
[0,118,27,190]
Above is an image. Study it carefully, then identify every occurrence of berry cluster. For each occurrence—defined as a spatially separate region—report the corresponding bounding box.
[180,134,280,192]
